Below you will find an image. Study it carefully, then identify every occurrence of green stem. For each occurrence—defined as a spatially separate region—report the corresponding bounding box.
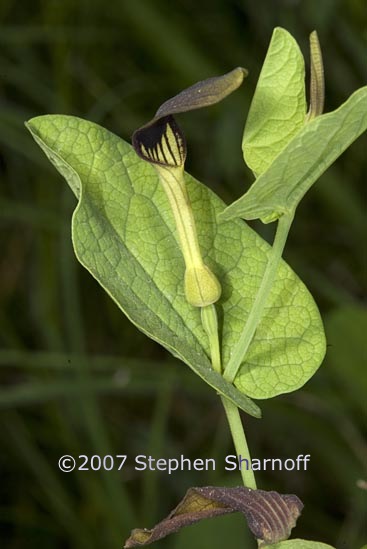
[201,305,221,373]
[220,397,257,489]
[201,305,257,489]
[223,213,294,384]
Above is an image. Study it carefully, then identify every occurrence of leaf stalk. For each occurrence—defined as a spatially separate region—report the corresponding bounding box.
[223,212,294,384]
[201,304,257,489]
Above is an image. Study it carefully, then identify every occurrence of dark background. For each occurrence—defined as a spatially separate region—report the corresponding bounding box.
[0,1,366,548]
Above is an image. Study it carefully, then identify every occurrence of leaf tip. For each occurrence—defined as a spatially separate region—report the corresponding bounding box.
[24,118,36,135]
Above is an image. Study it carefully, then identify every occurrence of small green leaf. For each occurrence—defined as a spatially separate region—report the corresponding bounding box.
[26,115,326,401]
[221,86,367,223]
[124,486,303,547]
[243,27,306,177]
[269,541,335,549]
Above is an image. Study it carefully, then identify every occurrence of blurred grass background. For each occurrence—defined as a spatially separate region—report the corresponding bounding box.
[0,0,366,548]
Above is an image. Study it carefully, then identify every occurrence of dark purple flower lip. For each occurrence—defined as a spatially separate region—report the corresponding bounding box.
[132,67,248,168]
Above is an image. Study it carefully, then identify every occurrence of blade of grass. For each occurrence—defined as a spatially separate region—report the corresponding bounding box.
[0,411,93,548]
[120,0,216,80]
[0,377,132,408]
[0,199,65,230]
[141,372,174,524]
[0,349,175,370]
[58,186,137,537]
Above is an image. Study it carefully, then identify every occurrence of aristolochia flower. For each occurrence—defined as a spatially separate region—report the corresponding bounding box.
[132,67,247,307]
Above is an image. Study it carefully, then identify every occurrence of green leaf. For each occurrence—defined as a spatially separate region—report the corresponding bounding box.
[243,27,306,177]
[222,86,367,223]
[26,115,325,401]
[269,541,335,549]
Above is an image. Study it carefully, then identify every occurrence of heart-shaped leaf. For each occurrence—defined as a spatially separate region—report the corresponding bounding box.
[124,486,303,547]
[26,115,325,401]
[243,27,306,177]
[222,86,367,223]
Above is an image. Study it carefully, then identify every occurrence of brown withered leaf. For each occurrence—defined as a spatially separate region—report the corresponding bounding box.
[124,486,303,547]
